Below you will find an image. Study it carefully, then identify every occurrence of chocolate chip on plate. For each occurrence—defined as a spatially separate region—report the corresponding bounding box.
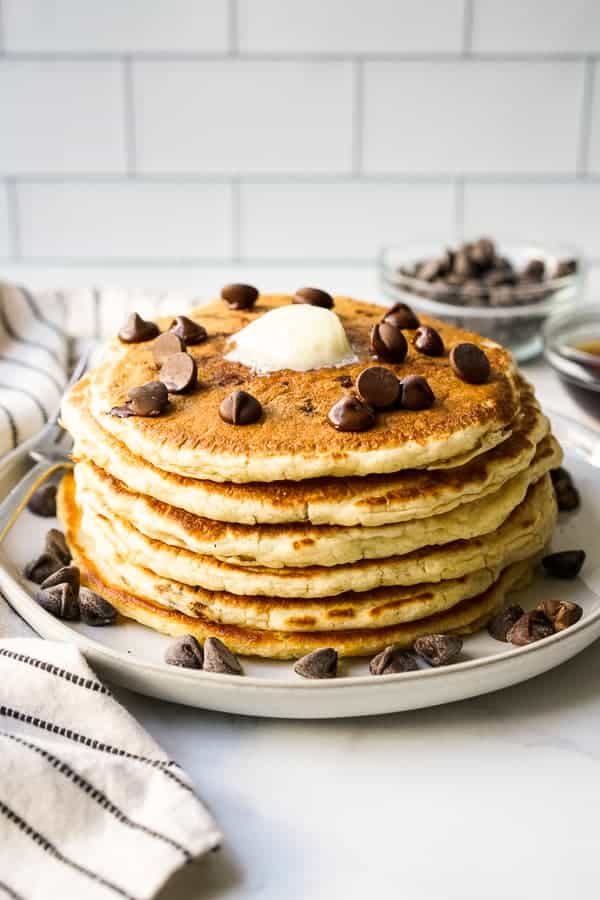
[293,287,334,309]
[507,610,554,646]
[221,283,259,310]
[35,583,79,621]
[536,599,583,632]
[356,366,400,409]
[327,395,375,432]
[45,528,71,566]
[153,331,186,367]
[294,648,338,679]
[27,483,57,517]
[127,381,169,417]
[449,342,490,384]
[219,390,262,425]
[413,326,445,357]
[165,635,204,669]
[369,645,418,675]
[413,634,462,667]
[159,352,198,394]
[400,375,435,411]
[41,565,80,594]
[382,302,420,330]
[118,312,159,343]
[169,315,207,345]
[77,587,117,626]
[203,637,243,675]
[24,552,62,584]
[541,550,585,580]
[550,467,580,512]
[487,604,525,642]
[370,322,408,363]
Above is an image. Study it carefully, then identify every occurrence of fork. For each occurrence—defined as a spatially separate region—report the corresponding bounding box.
[0,349,90,544]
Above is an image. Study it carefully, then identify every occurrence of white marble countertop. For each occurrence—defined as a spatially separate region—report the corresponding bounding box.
[3,264,600,900]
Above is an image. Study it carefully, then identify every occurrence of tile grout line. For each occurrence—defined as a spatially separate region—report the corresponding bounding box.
[122,56,137,176]
[228,0,238,56]
[577,58,595,176]
[462,0,474,56]
[0,51,598,63]
[230,178,241,262]
[7,174,600,186]
[5,178,21,260]
[351,60,363,176]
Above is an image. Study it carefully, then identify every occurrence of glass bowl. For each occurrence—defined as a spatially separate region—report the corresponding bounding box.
[379,241,583,362]
[543,304,600,421]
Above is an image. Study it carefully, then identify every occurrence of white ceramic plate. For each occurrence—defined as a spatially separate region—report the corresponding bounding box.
[0,412,599,719]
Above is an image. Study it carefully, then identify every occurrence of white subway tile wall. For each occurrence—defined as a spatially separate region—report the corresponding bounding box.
[0,0,598,268]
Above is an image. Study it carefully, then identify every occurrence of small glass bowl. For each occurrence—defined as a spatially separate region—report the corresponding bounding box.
[379,241,582,362]
[543,304,600,421]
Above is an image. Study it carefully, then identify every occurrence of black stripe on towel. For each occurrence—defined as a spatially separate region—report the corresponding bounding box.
[0,354,65,394]
[0,880,25,900]
[0,707,193,794]
[19,287,67,339]
[0,648,110,695]
[0,295,62,366]
[0,732,192,859]
[0,800,137,900]
[0,402,18,449]
[0,383,49,423]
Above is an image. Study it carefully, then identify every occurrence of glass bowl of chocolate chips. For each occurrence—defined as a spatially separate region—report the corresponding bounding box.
[379,238,582,362]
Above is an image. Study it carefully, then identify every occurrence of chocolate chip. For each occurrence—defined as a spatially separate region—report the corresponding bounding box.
[413,634,462,667]
[399,375,435,411]
[27,483,57,517]
[541,550,585,580]
[555,259,577,278]
[165,635,204,669]
[369,646,418,675]
[169,315,207,345]
[159,352,198,394]
[489,286,516,308]
[293,287,334,309]
[507,610,554,646]
[327,394,375,432]
[41,565,80,594]
[35,583,79,621]
[221,283,259,310]
[153,331,186,366]
[45,528,71,565]
[110,405,135,418]
[523,258,545,282]
[203,637,243,675]
[127,381,169,416]
[24,552,62,584]
[413,326,444,357]
[294,648,338,679]
[219,390,262,425]
[417,258,444,282]
[449,342,490,384]
[536,599,583,632]
[370,322,408,363]
[453,250,474,279]
[487,604,525,642]
[382,302,420,330]
[78,587,117,626]
[470,237,496,267]
[118,312,159,343]
[550,467,580,512]
[356,366,400,409]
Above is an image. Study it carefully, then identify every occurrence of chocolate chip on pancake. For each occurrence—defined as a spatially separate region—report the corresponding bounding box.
[487,604,524,642]
[35,583,79,620]
[507,610,554,646]
[45,528,71,565]
[41,565,80,594]
[399,374,435,410]
[414,326,444,357]
[356,366,400,409]
[221,283,259,310]
[153,331,185,366]
[24,552,62,584]
[450,342,491,384]
[27,483,57,517]
[327,394,375,432]
[293,287,334,309]
[219,390,262,425]
[369,645,418,675]
[110,405,135,418]
[294,648,338,679]
[169,315,207,345]
[127,381,169,416]
[382,302,420,330]
[159,352,198,394]
[203,637,243,675]
[165,634,204,669]
[79,587,117,626]
[536,599,582,632]
[370,322,408,363]
[118,312,159,343]
[541,550,585,579]
[413,634,462,667]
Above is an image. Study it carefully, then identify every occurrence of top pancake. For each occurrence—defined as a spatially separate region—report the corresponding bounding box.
[86,295,520,483]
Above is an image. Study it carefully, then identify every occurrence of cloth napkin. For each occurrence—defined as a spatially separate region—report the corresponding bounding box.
[0,282,221,900]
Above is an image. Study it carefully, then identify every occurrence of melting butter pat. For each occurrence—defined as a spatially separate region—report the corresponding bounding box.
[224,304,356,373]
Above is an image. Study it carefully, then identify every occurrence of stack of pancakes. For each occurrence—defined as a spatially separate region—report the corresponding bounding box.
[59,295,561,659]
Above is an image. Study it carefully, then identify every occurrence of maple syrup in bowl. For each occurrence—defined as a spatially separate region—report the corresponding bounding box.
[543,306,600,419]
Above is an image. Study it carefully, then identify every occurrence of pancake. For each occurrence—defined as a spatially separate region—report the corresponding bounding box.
[85,295,520,482]
[74,433,561,568]
[63,375,547,527]
[75,473,556,598]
